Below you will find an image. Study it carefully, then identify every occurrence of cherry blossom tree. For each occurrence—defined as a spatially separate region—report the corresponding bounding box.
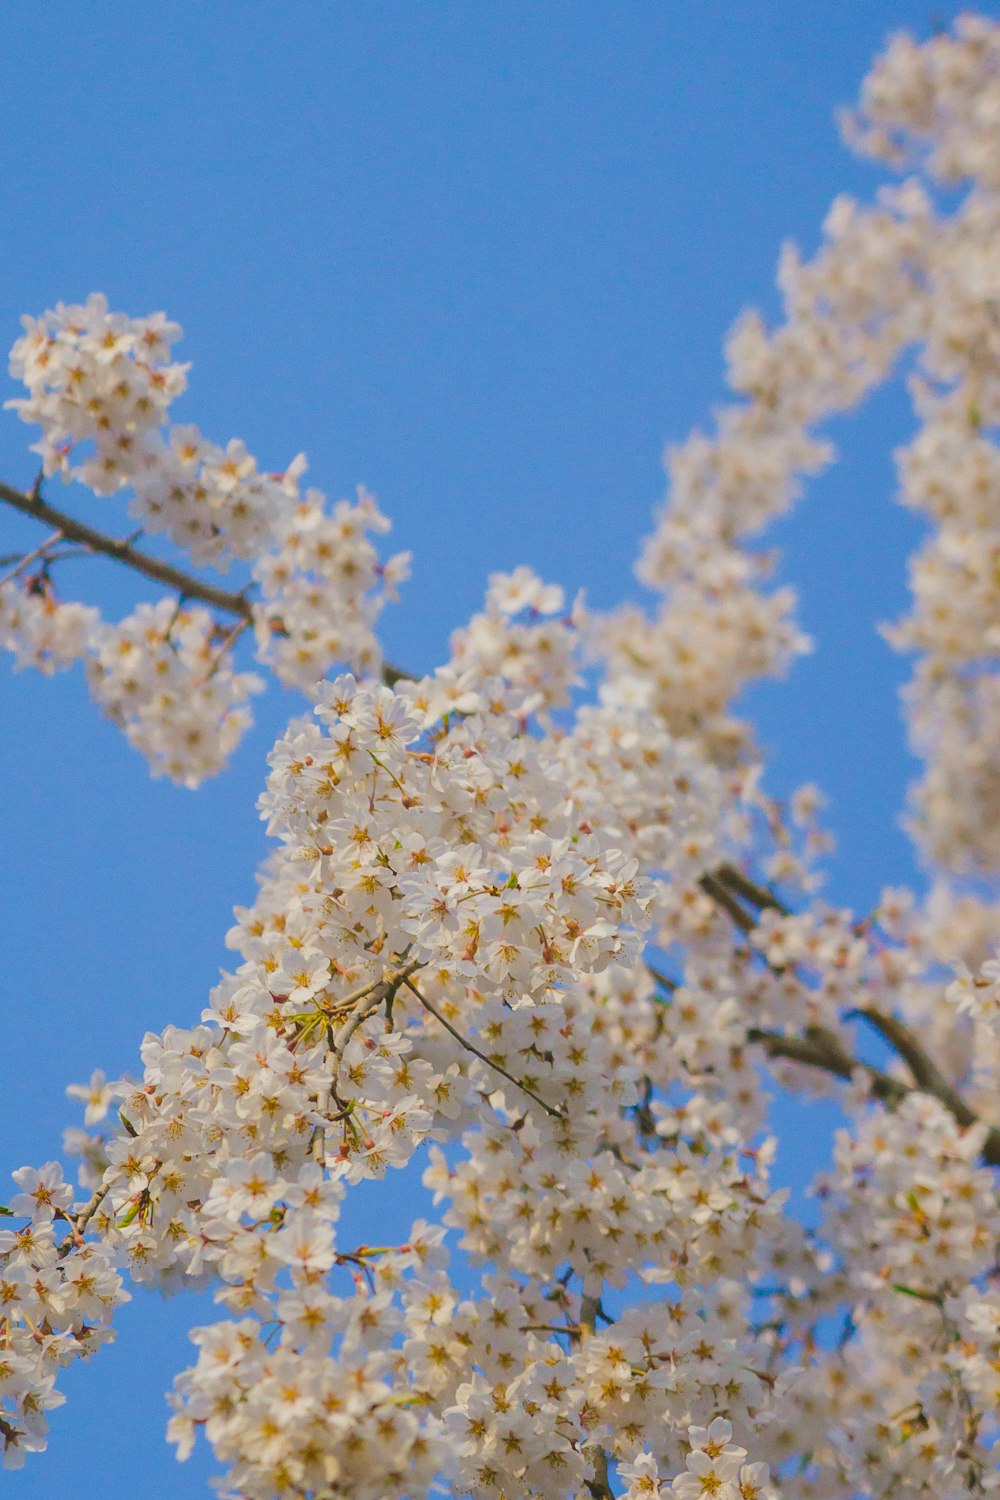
[4,15,1000,1500]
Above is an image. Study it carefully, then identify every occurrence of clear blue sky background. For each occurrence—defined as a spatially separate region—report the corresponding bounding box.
[0,3,983,1494]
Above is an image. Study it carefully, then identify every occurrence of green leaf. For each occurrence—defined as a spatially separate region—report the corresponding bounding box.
[891,1283,940,1304]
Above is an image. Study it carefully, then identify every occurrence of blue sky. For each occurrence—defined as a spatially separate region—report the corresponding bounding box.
[0,3,977,1493]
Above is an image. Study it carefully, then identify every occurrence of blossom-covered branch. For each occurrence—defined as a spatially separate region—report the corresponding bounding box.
[0,296,411,782]
[7,14,1000,1500]
[0,476,256,618]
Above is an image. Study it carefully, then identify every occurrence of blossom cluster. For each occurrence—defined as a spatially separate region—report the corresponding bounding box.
[0,1163,127,1470]
[8,297,282,563]
[3,671,786,1492]
[1,294,408,782]
[448,567,585,712]
[595,14,1000,880]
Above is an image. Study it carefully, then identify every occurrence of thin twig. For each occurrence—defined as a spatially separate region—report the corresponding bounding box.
[201,617,251,681]
[55,1179,113,1255]
[402,976,565,1120]
[75,1179,113,1234]
[0,527,64,588]
[329,962,422,1021]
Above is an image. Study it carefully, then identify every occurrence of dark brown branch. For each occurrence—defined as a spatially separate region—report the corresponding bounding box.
[699,871,756,933]
[704,859,1000,1168]
[585,1454,615,1500]
[698,863,791,941]
[1,477,413,685]
[850,1006,979,1127]
[644,962,677,994]
[0,479,254,620]
[715,862,791,916]
[748,1025,1000,1167]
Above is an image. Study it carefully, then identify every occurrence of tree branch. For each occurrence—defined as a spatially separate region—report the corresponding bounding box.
[403,975,565,1120]
[702,858,1000,1167]
[0,477,413,685]
[577,1292,615,1500]
[698,871,757,933]
[748,1025,1000,1167]
[0,479,255,619]
[329,960,424,1076]
[698,861,1000,1159]
[715,861,791,917]
[644,961,677,994]
[850,1005,979,1127]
